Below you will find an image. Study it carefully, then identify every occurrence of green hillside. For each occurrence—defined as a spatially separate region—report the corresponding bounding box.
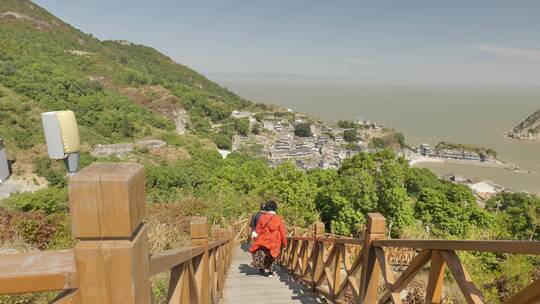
[0,0,253,155]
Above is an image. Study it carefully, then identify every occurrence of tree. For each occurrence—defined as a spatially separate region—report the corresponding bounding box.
[259,162,318,227]
[235,118,250,136]
[486,192,540,240]
[370,132,406,150]
[212,132,232,150]
[343,129,358,142]
[254,113,264,123]
[376,159,413,233]
[405,167,441,197]
[119,113,136,137]
[252,122,262,135]
[337,120,357,129]
[294,123,312,137]
[415,189,470,236]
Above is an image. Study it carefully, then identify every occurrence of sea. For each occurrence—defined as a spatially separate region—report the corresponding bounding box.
[218,79,540,194]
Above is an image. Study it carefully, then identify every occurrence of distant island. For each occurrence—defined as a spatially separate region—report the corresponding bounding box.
[506,109,540,142]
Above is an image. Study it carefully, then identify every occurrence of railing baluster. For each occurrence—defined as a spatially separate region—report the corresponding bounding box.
[311,222,325,289]
[440,250,484,304]
[504,278,540,304]
[425,250,446,304]
[332,243,343,300]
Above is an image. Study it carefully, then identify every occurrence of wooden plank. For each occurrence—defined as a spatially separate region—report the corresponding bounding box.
[374,247,402,304]
[70,163,146,239]
[504,278,540,304]
[440,250,484,304]
[333,244,343,299]
[166,263,183,304]
[391,249,431,292]
[359,233,383,303]
[0,250,77,294]
[379,249,431,303]
[425,250,446,304]
[149,246,206,276]
[373,239,540,255]
[187,260,200,304]
[335,246,364,299]
[315,237,363,245]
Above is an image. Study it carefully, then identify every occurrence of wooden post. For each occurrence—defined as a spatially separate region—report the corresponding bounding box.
[190,217,209,304]
[211,224,220,240]
[426,250,446,303]
[359,213,386,304]
[70,163,150,304]
[209,225,220,302]
[311,222,325,289]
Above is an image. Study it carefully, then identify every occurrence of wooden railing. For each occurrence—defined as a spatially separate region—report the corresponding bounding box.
[279,213,540,304]
[1,163,538,304]
[0,163,249,304]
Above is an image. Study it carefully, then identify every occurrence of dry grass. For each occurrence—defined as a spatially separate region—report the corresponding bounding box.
[146,202,194,252]
[394,269,465,304]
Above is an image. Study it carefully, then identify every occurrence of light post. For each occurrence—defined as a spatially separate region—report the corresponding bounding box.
[41,110,81,175]
[0,138,9,182]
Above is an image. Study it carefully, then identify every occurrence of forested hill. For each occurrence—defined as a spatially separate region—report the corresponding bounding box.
[0,0,256,153]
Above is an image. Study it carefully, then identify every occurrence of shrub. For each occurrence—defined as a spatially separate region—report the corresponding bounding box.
[212,132,232,150]
[2,187,68,214]
[33,157,67,187]
[294,123,312,137]
[343,129,358,142]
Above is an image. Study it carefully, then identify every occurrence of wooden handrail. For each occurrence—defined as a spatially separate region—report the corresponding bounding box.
[149,239,229,276]
[0,250,77,294]
[0,163,249,304]
[280,213,540,304]
[1,164,538,303]
[373,239,540,255]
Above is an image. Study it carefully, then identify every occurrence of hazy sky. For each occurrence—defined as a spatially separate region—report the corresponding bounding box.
[33,0,540,86]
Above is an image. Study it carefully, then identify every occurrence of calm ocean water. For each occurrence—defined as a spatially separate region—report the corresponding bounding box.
[219,79,540,194]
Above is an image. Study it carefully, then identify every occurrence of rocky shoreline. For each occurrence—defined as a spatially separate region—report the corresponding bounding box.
[506,109,540,142]
[504,131,540,142]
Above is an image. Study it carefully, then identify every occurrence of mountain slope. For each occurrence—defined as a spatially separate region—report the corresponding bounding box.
[507,109,540,142]
[0,0,254,154]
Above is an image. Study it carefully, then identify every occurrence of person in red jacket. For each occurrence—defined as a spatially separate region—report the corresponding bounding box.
[249,200,287,277]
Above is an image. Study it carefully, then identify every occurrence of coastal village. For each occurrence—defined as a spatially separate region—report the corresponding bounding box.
[228,109,383,170]
[226,109,510,203]
[0,107,517,204]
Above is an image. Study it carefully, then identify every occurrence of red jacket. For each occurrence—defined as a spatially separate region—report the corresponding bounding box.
[249,212,287,258]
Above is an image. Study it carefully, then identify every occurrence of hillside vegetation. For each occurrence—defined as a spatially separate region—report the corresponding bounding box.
[0,0,256,159]
[435,141,498,158]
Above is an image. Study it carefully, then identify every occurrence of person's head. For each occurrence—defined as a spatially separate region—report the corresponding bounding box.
[265,200,277,212]
[260,203,266,212]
